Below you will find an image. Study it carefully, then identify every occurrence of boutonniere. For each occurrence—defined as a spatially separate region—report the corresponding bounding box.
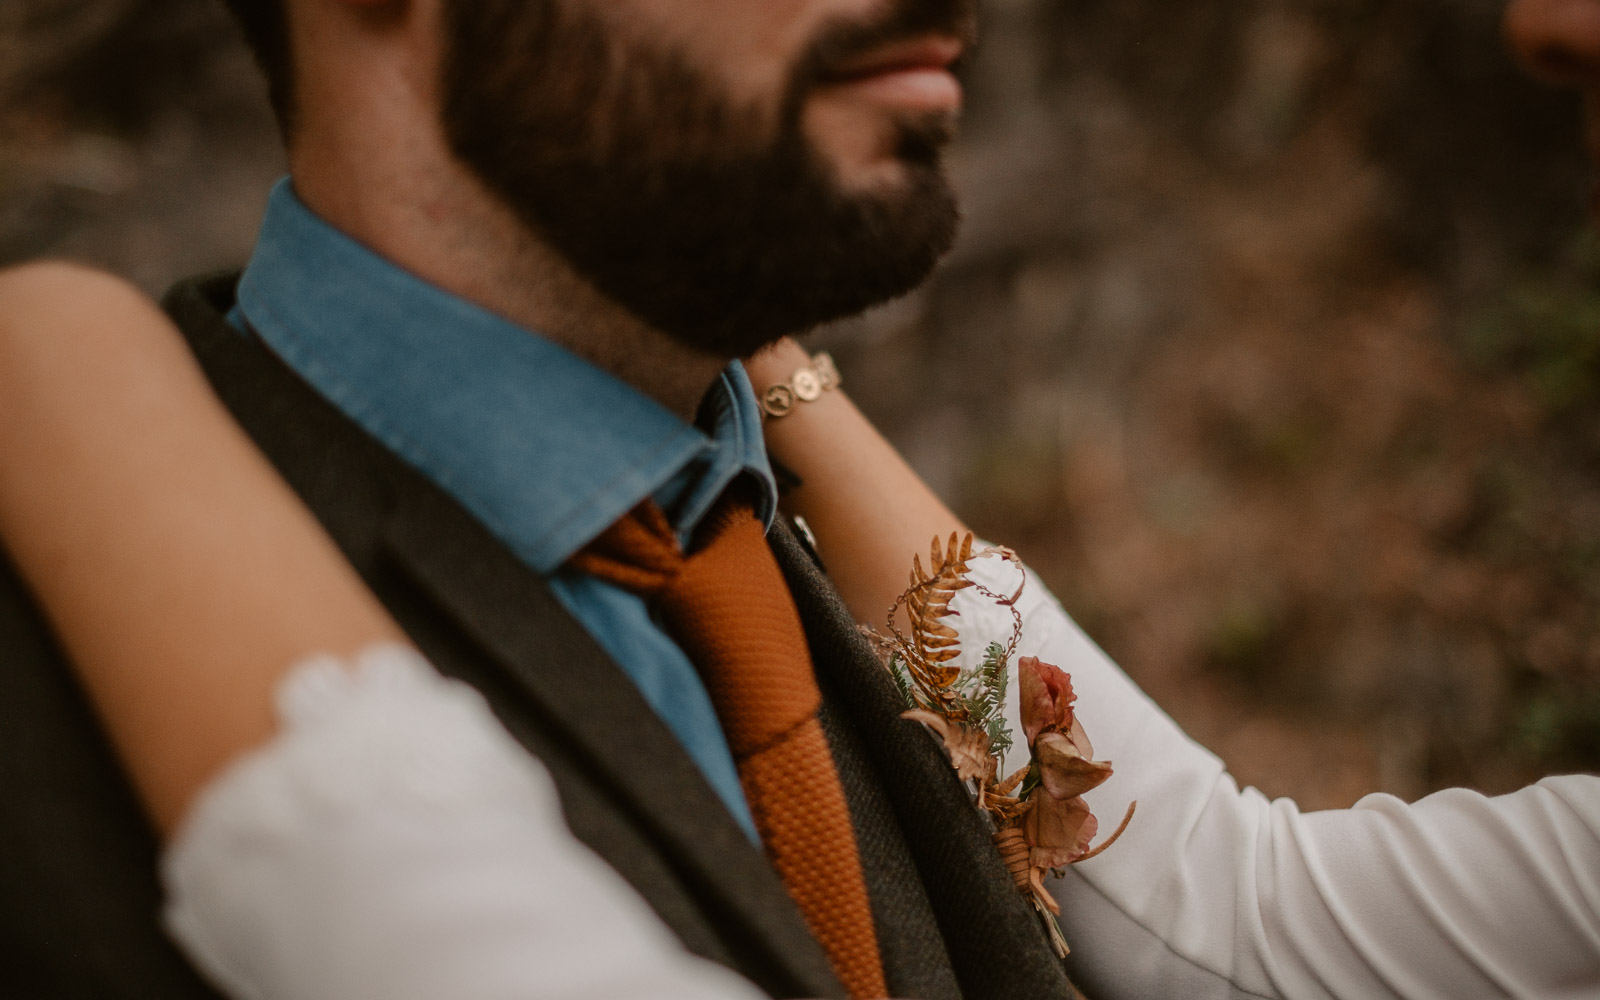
[874,533,1136,957]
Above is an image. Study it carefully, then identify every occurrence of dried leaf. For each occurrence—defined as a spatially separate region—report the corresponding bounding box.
[1024,789,1099,869]
[994,764,1030,797]
[1034,731,1112,800]
[985,792,1034,825]
[909,658,963,690]
[884,532,1018,781]
[903,709,997,785]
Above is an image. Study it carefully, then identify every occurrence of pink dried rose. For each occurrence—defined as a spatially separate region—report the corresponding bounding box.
[1018,656,1116,869]
[1018,654,1076,747]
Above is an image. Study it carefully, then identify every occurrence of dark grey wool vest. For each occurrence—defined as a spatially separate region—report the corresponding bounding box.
[0,273,1080,1000]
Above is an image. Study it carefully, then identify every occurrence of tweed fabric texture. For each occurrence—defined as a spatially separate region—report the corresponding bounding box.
[572,499,888,999]
[811,698,964,1000]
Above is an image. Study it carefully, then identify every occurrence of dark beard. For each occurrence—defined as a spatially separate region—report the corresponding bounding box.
[440,0,973,357]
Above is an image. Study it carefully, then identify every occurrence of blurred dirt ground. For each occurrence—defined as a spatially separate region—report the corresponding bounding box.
[3,0,1598,808]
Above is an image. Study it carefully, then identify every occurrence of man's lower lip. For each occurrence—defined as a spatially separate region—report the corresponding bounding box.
[822,68,963,112]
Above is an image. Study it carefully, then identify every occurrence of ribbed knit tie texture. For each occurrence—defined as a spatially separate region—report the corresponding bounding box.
[570,498,888,1000]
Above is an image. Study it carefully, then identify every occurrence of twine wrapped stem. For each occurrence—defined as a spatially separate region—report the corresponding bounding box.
[993,827,1034,893]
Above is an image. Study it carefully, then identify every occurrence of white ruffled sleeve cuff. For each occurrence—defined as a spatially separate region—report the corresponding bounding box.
[161,644,767,1000]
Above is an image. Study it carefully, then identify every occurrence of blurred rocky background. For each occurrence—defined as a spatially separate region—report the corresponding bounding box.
[3,0,1596,807]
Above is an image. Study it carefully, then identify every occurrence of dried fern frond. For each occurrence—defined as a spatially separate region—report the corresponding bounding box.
[892,532,977,699]
[883,532,1027,747]
[906,532,976,658]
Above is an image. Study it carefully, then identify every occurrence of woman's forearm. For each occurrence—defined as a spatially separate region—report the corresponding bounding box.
[0,262,403,834]
[753,338,1600,999]
[746,338,968,628]
[959,553,1600,1000]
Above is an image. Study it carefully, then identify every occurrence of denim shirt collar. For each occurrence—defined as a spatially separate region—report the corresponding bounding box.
[234,179,777,573]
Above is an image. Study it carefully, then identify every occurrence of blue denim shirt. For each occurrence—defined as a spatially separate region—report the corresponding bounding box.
[233,179,771,838]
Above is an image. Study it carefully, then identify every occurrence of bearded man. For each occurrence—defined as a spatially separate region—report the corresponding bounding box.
[10,1,1600,999]
[0,1,1090,998]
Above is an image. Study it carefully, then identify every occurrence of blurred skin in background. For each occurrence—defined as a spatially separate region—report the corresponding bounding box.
[1508,0,1600,186]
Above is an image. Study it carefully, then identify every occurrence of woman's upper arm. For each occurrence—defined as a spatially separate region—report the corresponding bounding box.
[0,261,403,833]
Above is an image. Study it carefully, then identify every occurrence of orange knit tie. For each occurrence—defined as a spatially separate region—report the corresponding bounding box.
[571,499,888,1000]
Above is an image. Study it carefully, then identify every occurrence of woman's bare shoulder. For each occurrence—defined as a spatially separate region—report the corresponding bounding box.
[0,261,185,365]
[0,261,215,421]
[0,259,155,310]
[0,257,193,377]
[0,261,403,833]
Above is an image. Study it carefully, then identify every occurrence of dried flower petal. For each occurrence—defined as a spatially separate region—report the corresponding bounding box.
[1018,655,1077,746]
[903,709,997,785]
[1034,731,1114,800]
[1024,789,1099,869]
[1067,715,1095,762]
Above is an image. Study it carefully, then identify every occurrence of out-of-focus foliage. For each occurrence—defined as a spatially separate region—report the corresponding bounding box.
[1468,234,1600,418]
[1,0,1594,805]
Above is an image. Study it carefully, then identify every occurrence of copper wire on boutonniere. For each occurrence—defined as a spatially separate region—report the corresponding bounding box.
[869,533,1136,957]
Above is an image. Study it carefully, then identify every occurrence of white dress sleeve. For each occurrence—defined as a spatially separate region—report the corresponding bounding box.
[160,644,769,1000]
[956,553,1600,1000]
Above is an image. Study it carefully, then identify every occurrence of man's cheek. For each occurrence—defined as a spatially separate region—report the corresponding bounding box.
[802,93,903,189]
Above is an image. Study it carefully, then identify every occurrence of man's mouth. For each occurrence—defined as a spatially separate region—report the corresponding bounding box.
[816,35,966,112]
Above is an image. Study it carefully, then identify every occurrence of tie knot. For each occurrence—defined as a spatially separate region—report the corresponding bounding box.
[568,494,764,593]
[567,501,683,596]
[569,496,820,755]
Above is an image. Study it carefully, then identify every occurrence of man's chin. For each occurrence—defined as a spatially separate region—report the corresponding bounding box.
[805,96,957,171]
[823,160,936,206]
[649,218,956,358]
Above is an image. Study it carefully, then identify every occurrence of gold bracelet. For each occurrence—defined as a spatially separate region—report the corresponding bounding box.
[759,351,841,419]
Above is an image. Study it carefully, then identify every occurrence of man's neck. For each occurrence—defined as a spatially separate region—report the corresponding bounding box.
[287,149,728,422]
